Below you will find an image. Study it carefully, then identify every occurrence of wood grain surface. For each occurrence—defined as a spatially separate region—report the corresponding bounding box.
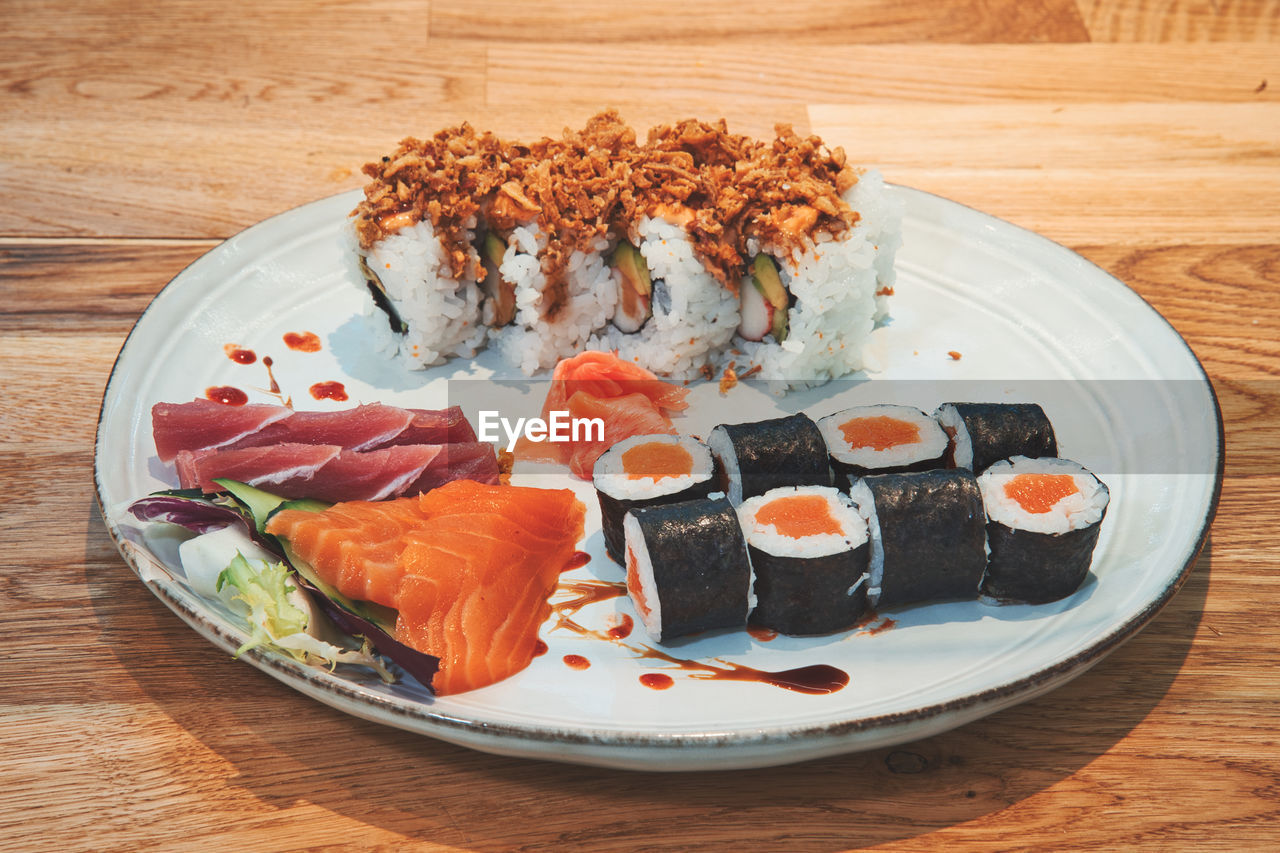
[2,0,1278,850]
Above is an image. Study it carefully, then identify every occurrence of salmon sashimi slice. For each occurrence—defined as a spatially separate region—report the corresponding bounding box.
[267,496,432,607]
[266,480,586,694]
[517,351,689,478]
[396,484,586,694]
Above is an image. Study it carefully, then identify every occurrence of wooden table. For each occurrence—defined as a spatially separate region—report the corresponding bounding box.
[4,1,1278,849]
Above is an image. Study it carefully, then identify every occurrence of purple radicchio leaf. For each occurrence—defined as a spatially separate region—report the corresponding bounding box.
[291,572,440,691]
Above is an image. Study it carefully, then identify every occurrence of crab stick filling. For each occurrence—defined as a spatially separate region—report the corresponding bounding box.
[839,415,921,451]
[622,440,694,481]
[1004,473,1080,514]
[756,494,843,539]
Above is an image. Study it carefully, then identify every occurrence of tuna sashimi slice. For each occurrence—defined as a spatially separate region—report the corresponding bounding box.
[375,406,478,447]
[153,399,292,463]
[223,404,416,453]
[176,444,341,492]
[176,444,443,501]
[302,445,444,503]
[405,441,500,495]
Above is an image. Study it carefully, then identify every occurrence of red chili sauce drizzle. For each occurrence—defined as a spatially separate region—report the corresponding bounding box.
[284,331,322,352]
[532,640,549,657]
[205,386,248,406]
[747,625,778,642]
[563,654,590,670]
[223,344,256,365]
[261,356,292,408]
[640,673,674,690]
[606,613,634,640]
[564,551,592,572]
[309,381,348,402]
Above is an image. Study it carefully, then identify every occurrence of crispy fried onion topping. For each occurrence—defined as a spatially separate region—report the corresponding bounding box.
[352,112,861,316]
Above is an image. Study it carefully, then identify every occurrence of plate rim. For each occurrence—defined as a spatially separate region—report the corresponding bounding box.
[93,185,1225,762]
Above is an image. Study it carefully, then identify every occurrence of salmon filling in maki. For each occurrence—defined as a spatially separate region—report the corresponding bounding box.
[622,440,695,481]
[755,493,843,538]
[1003,472,1081,514]
[838,415,921,452]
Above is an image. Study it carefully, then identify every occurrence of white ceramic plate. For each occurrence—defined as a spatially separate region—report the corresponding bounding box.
[95,187,1222,771]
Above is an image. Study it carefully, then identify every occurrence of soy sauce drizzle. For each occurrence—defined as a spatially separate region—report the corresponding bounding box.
[635,645,849,695]
[546,579,849,694]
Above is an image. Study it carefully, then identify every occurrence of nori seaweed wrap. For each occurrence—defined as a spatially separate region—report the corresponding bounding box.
[978,456,1109,603]
[935,402,1058,474]
[623,496,752,642]
[817,404,950,489]
[707,413,831,505]
[849,469,988,608]
[593,434,716,565]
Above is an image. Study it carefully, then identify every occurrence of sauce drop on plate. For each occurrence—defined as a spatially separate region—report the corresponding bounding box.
[563,654,591,670]
[223,344,256,364]
[205,386,248,406]
[640,673,674,690]
[284,331,322,352]
[309,381,348,402]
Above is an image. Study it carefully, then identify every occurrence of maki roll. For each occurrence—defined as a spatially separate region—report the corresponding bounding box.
[737,486,870,635]
[817,404,949,489]
[849,469,988,608]
[593,434,716,565]
[708,413,831,505]
[935,402,1058,473]
[623,496,753,643]
[978,456,1109,603]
